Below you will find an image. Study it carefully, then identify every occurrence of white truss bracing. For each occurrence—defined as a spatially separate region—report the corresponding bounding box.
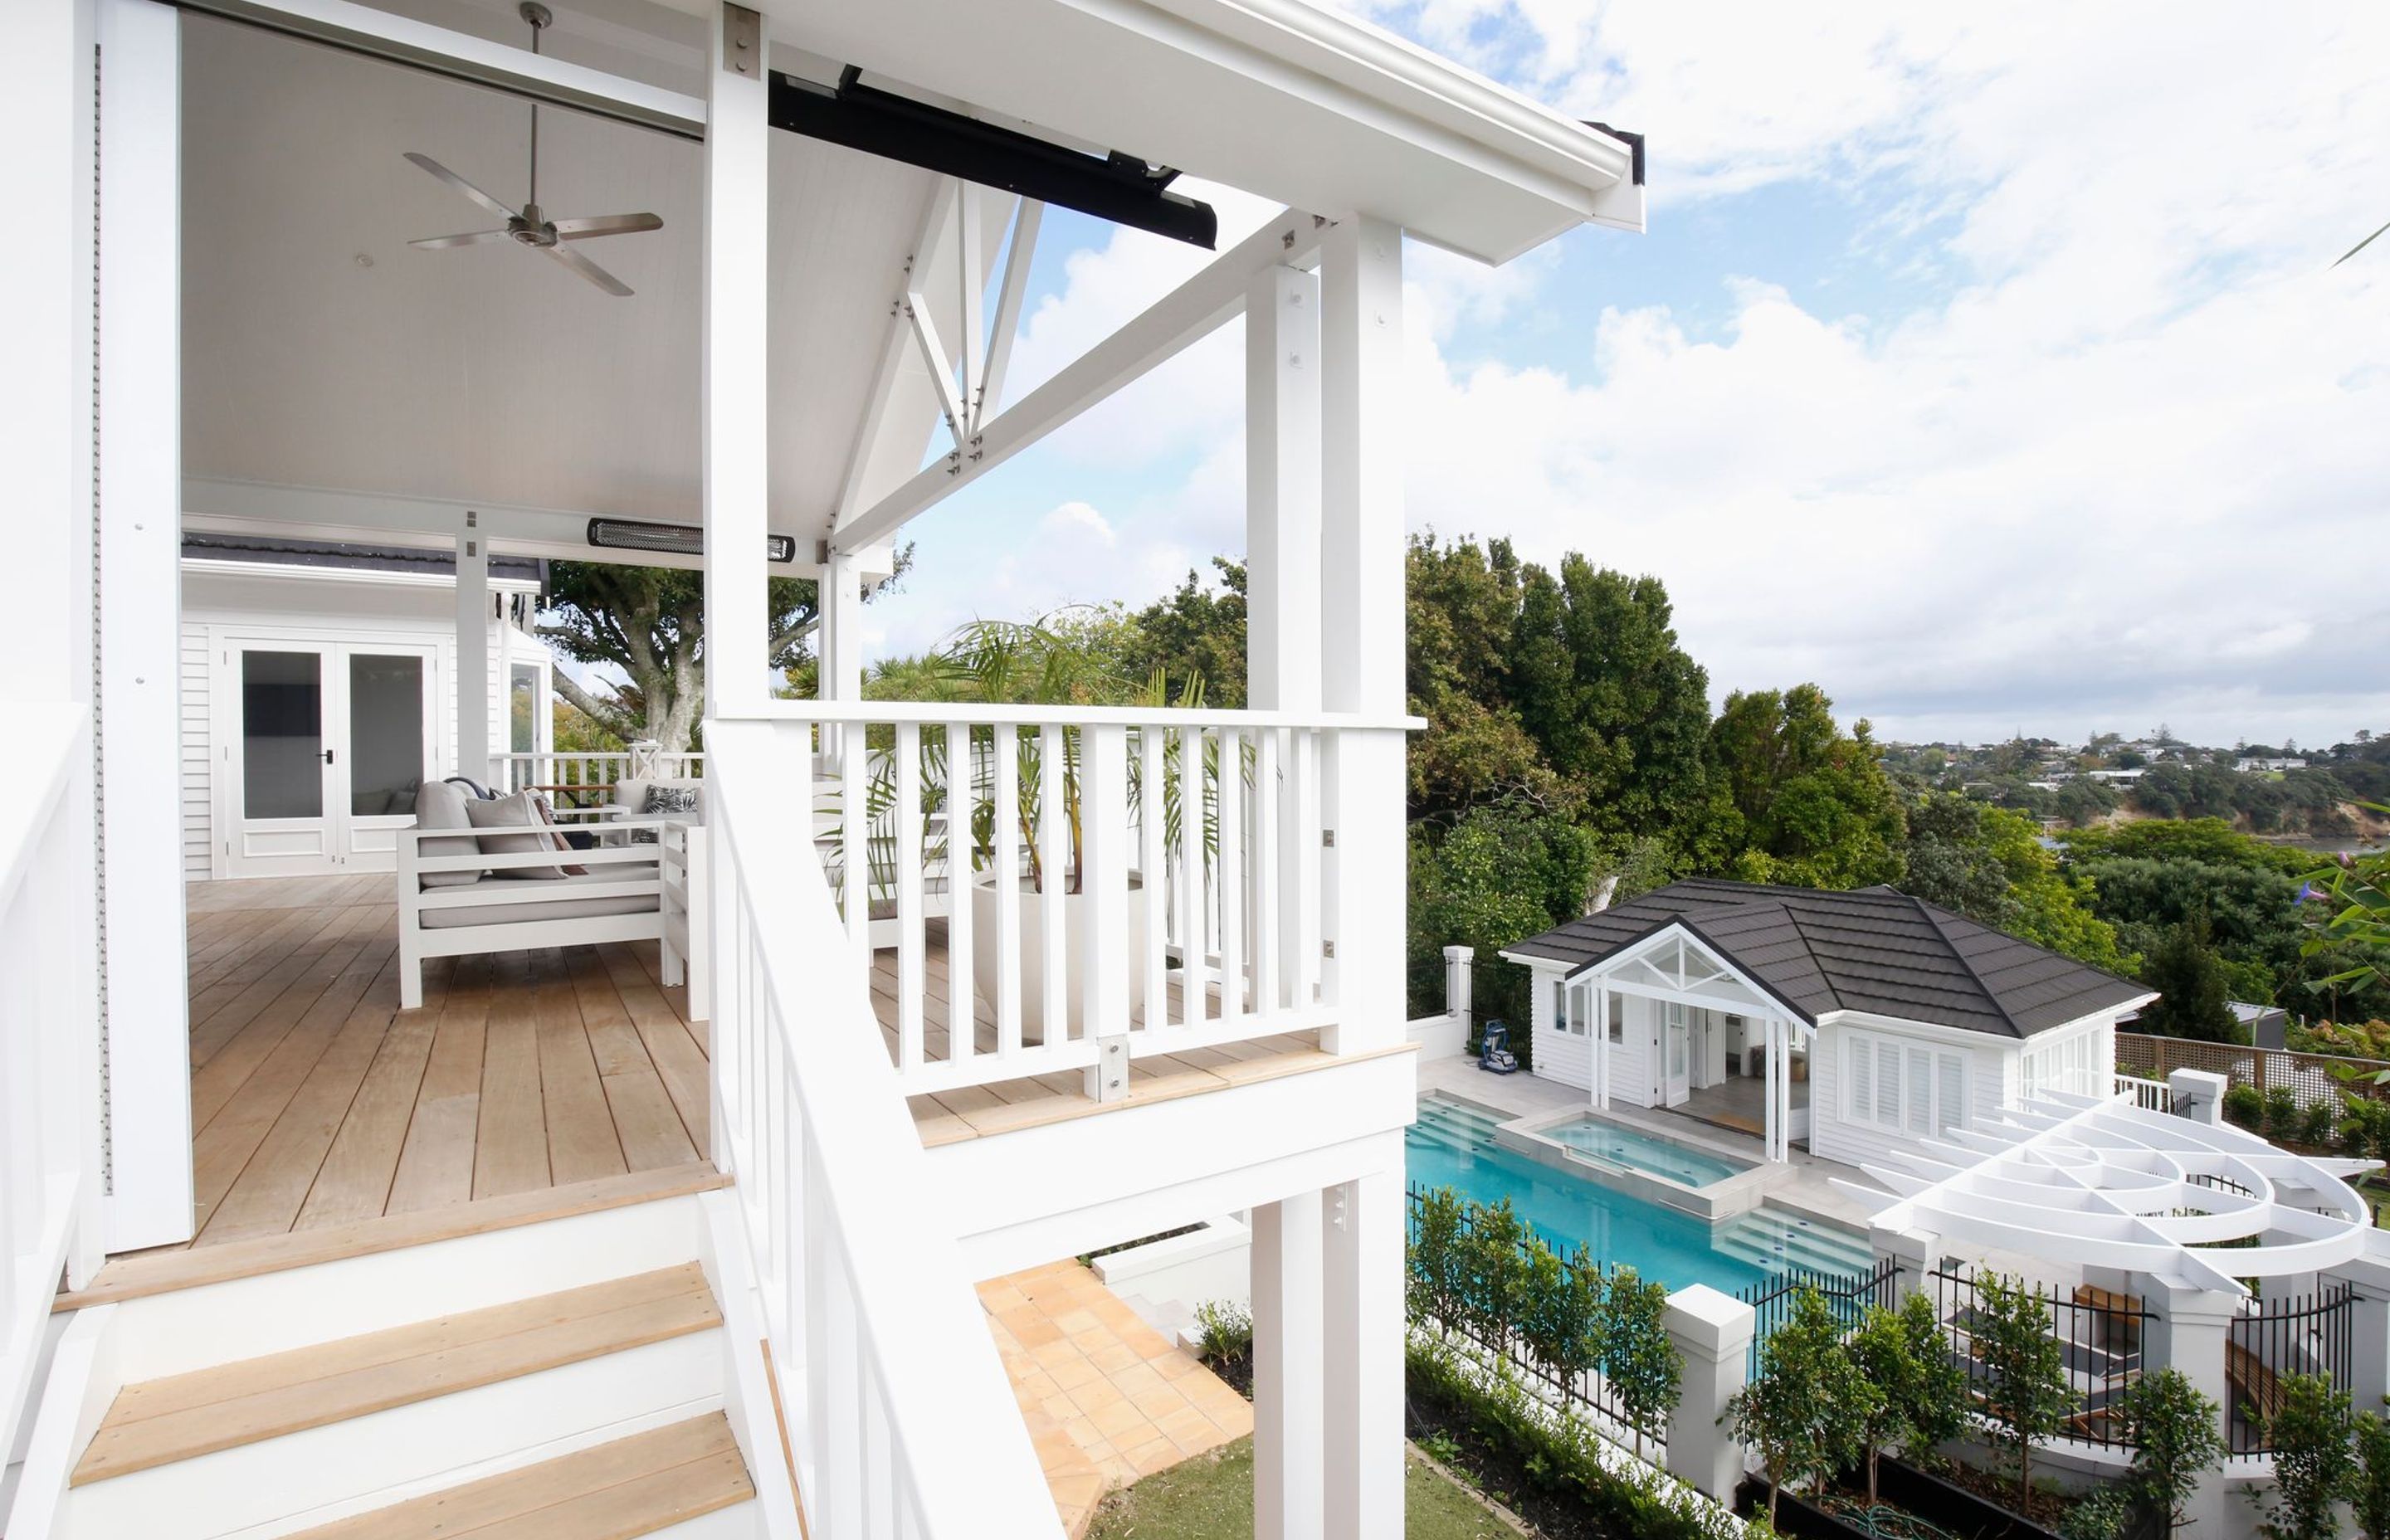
[1842,1090,2388,1295]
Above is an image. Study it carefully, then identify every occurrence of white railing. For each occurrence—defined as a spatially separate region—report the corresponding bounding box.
[775,703,1366,1096]
[2117,1073,2173,1113]
[488,749,705,805]
[1,706,104,1467]
[705,721,1060,1538]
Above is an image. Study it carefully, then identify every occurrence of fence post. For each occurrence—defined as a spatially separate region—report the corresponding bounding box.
[1871,1226,1937,1308]
[1663,1284,1754,1504]
[2136,1274,2240,1535]
[1442,945,1473,1036]
[2331,1256,2390,1419]
[2168,1068,2227,1125]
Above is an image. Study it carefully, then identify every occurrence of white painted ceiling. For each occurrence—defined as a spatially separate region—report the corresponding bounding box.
[181,9,993,551]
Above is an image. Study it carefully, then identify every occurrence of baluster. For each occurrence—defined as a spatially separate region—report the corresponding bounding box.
[1217,728,1243,1026]
[993,724,1022,1057]
[1138,724,1166,1033]
[840,719,868,955]
[1080,724,1129,1047]
[1037,724,1068,1047]
[895,724,924,1072]
[1291,729,1320,1008]
[1178,724,1207,1026]
[944,723,977,1065]
[1252,728,1280,1018]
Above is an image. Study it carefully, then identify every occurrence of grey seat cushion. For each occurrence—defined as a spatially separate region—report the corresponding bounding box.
[417,865,662,929]
[412,779,485,889]
[466,792,568,878]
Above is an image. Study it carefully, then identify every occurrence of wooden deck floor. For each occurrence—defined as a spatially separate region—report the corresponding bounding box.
[873,923,1339,1147]
[181,875,714,1248]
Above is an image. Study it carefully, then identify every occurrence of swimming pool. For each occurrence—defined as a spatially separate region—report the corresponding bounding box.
[1543,1113,1751,1188]
[1406,1097,1870,1294]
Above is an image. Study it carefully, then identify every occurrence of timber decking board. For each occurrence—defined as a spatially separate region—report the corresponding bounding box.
[168,877,716,1255]
[71,1265,720,1487]
[285,1414,753,1539]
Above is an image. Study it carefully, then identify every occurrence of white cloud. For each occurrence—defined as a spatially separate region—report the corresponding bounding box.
[1041,500,1117,548]
[880,2,2390,745]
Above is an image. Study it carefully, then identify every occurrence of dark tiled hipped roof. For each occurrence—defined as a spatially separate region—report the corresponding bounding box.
[1505,877,2149,1037]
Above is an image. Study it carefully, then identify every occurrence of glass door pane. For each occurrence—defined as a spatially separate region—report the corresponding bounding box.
[241,650,323,818]
[510,662,540,753]
[347,653,427,816]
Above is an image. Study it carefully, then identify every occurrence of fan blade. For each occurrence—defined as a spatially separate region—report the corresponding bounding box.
[539,241,633,296]
[408,229,510,249]
[550,212,664,241]
[403,153,517,221]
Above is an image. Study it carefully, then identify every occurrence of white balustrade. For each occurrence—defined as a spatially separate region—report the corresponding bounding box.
[486,750,704,804]
[704,723,1059,1538]
[0,707,105,1467]
[2117,1073,2173,1114]
[765,703,1366,1096]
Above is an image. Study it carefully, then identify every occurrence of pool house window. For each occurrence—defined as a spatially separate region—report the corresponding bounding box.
[1846,1030,1968,1137]
[2021,1028,2099,1099]
[1554,978,1585,1036]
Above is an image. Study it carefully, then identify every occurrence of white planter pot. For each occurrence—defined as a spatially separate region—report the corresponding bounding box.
[968,875,1149,1045]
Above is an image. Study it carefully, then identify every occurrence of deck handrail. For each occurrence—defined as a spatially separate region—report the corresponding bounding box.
[0,704,104,1469]
[705,719,1060,1538]
[753,699,1423,732]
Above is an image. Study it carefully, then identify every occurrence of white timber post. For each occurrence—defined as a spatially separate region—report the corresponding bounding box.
[1081,724,1130,1100]
[1253,1190,1325,1540]
[1592,987,1609,1109]
[701,1,769,718]
[1763,1017,1779,1162]
[2138,1275,2241,1537]
[456,528,489,781]
[1322,1152,1404,1540]
[1317,214,1404,1056]
[95,0,194,1252]
[1441,945,1472,1033]
[1663,1284,1755,1504]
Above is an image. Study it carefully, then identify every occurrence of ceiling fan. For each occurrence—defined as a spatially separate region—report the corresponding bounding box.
[402,2,662,296]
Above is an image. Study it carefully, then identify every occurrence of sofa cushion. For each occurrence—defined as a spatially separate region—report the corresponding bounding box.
[412,779,485,888]
[466,792,569,879]
[415,866,663,928]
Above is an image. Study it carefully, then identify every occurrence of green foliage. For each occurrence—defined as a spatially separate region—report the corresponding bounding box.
[2305,827,2390,1006]
[1456,1200,1533,1347]
[1121,561,1247,710]
[1904,795,2134,973]
[1972,1274,2073,1503]
[2138,917,2243,1043]
[1731,1289,1882,1523]
[2351,1407,2390,1540]
[1844,1293,1973,1499]
[1704,685,1907,889]
[1407,1188,1471,1337]
[2225,1083,2267,1129]
[2115,1367,2223,1533]
[1407,798,1600,1025]
[1516,1237,1603,1389]
[1405,1335,1744,1540]
[2060,1486,2137,1540]
[1191,1300,1251,1369]
[2256,1373,2356,1540]
[1599,1269,1682,1460]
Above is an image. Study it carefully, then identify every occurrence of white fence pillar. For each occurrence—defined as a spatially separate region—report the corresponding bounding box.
[1664,1284,1754,1504]
[1871,1226,1939,1309]
[2138,1274,2241,1537]
[456,530,490,778]
[1253,1191,1325,1540]
[1441,945,1473,1031]
[2169,1066,2228,1125]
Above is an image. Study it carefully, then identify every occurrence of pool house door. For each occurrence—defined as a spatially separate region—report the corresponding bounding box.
[1662,1001,1691,1106]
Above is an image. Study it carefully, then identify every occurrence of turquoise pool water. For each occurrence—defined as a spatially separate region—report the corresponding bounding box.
[1406,1097,1870,1294]
[1544,1113,1751,1188]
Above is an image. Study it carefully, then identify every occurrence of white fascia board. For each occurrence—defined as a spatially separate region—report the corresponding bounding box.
[1561,920,1805,1024]
[178,0,705,138]
[1817,1009,2023,1053]
[832,207,1324,549]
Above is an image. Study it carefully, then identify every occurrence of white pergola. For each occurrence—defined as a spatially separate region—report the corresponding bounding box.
[1563,925,1812,1163]
[1846,1089,2385,1295]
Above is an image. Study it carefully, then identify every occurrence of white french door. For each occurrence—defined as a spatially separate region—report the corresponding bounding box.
[222,640,438,876]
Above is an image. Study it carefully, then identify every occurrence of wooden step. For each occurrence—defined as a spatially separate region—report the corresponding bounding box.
[58,1162,729,1311]
[71,1264,721,1486]
[285,1413,754,1538]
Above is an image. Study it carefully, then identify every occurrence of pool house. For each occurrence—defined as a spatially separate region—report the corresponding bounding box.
[1500,879,2158,1170]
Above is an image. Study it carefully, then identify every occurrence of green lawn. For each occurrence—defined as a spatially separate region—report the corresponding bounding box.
[1086,1436,1527,1540]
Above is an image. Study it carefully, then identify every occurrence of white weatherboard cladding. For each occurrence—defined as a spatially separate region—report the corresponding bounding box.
[1808,1020,2012,1171]
[1529,963,1591,1090]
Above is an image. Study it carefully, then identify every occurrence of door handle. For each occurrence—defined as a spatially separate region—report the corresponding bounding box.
[323,749,336,765]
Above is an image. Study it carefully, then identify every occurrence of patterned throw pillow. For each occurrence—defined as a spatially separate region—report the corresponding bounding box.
[632,782,700,843]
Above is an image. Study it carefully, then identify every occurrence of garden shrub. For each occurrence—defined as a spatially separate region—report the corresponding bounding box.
[2115,1367,2222,1535]
[2263,1086,2302,1143]
[2060,1487,2136,1540]
[2353,1407,2390,1540]
[2256,1373,2356,1540]
[1192,1299,1251,1369]
[2225,1083,2266,1130]
[1730,1288,1880,1523]
[1973,1274,2073,1505]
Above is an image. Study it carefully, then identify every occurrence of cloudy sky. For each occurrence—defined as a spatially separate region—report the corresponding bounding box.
[859,2,2390,749]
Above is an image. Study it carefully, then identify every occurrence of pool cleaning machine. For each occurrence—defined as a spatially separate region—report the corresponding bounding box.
[1478,1020,1519,1075]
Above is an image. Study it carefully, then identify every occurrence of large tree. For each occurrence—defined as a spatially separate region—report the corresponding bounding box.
[1121,559,1246,709]
[541,554,903,752]
[1700,684,1906,889]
